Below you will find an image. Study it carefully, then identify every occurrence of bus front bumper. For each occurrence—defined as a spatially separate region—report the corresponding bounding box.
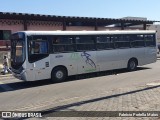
[12,70,27,81]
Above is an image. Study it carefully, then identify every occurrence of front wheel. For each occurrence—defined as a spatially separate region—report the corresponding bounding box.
[127,59,137,71]
[51,67,67,82]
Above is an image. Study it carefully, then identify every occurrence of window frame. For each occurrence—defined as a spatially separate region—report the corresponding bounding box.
[75,35,96,51]
[113,34,131,49]
[144,34,156,47]
[0,30,11,40]
[130,34,145,48]
[96,35,115,50]
[27,35,49,63]
[52,35,75,53]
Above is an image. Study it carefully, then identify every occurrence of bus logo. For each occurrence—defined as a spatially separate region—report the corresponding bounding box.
[2,112,12,118]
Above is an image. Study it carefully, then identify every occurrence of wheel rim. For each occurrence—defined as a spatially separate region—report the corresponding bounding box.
[130,61,136,70]
[56,70,64,79]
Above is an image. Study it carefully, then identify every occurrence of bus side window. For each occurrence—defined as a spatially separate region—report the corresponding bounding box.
[39,41,48,53]
[52,36,74,53]
[52,37,64,52]
[30,41,48,54]
[33,43,40,53]
[131,34,145,47]
[145,34,156,47]
[76,36,95,51]
[28,40,49,63]
[53,37,60,44]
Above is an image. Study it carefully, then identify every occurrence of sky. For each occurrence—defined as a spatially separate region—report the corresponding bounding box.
[0,0,160,21]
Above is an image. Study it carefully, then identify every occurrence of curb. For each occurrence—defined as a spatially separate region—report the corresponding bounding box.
[0,74,12,77]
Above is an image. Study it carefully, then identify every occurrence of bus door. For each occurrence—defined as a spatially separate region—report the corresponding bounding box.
[28,40,51,80]
[34,57,50,80]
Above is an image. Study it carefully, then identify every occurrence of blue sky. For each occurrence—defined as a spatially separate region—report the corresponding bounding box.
[0,0,159,21]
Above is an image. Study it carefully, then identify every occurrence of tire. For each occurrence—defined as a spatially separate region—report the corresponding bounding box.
[127,59,137,71]
[51,67,67,82]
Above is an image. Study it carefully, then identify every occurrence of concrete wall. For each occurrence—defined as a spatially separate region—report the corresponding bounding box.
[27,20,63,31]
[0,19,24,33]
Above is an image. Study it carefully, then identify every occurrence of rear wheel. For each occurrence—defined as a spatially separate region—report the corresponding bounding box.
[127,59,137,71]
[51,67,67,82]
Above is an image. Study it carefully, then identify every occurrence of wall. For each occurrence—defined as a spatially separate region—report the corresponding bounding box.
[27,20,63,31]
[0,19,24,47]
[0,19,63,50]
[66,26,95,31]
[0,19,24,33]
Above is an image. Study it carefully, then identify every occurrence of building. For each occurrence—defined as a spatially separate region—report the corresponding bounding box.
[0,12,159,51]
[147,24,160,43]
[121,17,160,43]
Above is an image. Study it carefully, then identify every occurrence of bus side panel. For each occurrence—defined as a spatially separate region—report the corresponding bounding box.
[12,62,35,81]
[35,56,51,80]
[50,53,78,76]
[25,56,51,81]
[25,63,36,81]
[117,49,131,69]
[77,51,97,74]
[25,68,36,81]
[130,48,145,66]
[144,47,157,64]
[97,50,119,71]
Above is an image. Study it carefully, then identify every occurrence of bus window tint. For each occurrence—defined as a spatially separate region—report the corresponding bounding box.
[144,34,156,46]
[52,36,74,53]
[30,42,40,54]
[96,36,114,49]
[31,41,48,54]
[30,40,48,54]
[76,36,95,51]
[114,35,130,48]
[131,34,145,47]
[28,36,49,63]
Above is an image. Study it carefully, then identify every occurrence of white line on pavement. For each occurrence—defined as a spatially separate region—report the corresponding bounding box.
[146,82,160,86]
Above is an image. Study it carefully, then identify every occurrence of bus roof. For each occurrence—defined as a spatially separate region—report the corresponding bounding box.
[16,30,156,36]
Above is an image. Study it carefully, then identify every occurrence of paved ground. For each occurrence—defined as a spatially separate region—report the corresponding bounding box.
[0,60,160,120]
[18,83,159,120]
[28,82,160,120]
[1,77,160,120]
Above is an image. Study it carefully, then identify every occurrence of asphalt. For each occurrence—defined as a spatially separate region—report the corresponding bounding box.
[32,83,160,119]
[0,74,160,119]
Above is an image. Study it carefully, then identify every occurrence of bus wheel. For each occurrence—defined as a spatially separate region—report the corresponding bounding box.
[127,59,137,71]
[51,67,67,82]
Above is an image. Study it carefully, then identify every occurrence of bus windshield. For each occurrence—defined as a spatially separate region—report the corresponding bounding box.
[11,33,25,69]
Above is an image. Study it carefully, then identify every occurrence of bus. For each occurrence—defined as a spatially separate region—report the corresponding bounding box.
[10,30,157,82]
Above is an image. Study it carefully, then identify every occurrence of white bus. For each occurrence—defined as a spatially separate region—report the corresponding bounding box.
[11,30,157,82]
